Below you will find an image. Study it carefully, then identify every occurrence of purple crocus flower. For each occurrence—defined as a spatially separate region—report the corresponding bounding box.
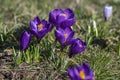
[20,31,31,50]
[103,4,112,20]
[49,8,76,29]
[68,38,86,58]
[30,16,53,40]
[55,27,74,47]
[67,62,94,80]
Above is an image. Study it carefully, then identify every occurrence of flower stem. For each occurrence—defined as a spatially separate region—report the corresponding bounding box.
[60,46,64,52]
[52,38,57,52]
[37,38,41,45]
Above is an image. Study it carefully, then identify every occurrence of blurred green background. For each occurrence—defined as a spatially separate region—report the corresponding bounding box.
[0,0,120,80]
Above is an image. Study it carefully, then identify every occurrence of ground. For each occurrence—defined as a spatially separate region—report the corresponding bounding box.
[0,0,120,80]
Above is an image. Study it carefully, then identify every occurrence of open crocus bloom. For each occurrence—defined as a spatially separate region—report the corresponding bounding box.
[103,4,112,20]
[30,16,53,40]
[55,27,74,47]
[20,31,31,50]
[67,62,94,80]
[68,38,86,58]
[49,8,76,29]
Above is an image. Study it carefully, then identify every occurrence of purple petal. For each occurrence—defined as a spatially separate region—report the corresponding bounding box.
[41,20,47,26]
[74,39,86,53]
[82,62,94,79]
[57,27,72,34]
[64,27,73,33]
[30,17,52,40]
[47,23,53,32]
[64,8,75,19]
[33,16,41,25]
[38,20,48,31]
[51,8,63,16]
[67,63,94,80]
[103,4,112,20]
[67,65,87,80]
[49,9,63,25]
[68,38,86,58]
[56,14,66,24]
[60,19,76,28]
[64,31,74,46]
[37,29,48,40]
[67,68,75,80]
[55,27,74,46]
[55,30,64,44]
[67,67,80,80]
[20,31,31,50]
[30,20,37,30]
[30,20,39,37]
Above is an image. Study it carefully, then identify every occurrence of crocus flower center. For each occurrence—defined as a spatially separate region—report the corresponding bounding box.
[61,13,67,17]
[53,13,56,17]
[79,70,85,79]
[79,44,83,47]
[38,24,43,30]
[64,33,68,42]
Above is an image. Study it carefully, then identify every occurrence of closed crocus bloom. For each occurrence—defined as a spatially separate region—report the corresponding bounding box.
[103,4,112,20]
[30,16,53,40]
[68,38,86,58]
[49,8,76,29]
[20,31,31,50]
[67,62,94,80]
[49,9,63,26]
[55,27,74,47]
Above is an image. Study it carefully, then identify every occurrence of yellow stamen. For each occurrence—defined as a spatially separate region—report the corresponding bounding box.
[79,71,85,79]
[64,33,68,42]
[38,24,43,30]
[61,13,66,17]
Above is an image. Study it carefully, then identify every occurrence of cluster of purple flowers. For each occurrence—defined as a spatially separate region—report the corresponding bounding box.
[19,8,94,80]
[49,8,87,58]
[20,8,86,58]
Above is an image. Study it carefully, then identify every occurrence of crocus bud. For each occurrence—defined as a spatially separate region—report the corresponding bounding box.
[103,4,112,21]
[20,31,31,50]
[68,38,86,58]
